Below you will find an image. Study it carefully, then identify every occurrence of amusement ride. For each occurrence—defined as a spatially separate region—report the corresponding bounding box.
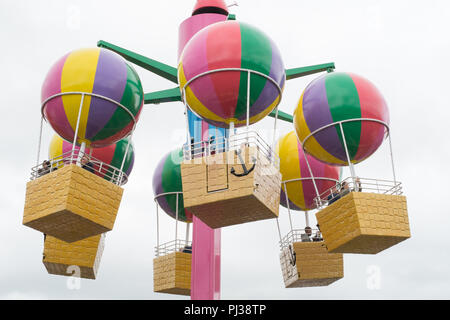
[22,0,411,299]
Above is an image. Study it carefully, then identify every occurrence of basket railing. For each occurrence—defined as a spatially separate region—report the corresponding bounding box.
[182,130,280,170]
[30,149,129,186]
[154,239,193,257]
[279,228,323,250]
[314,176,403,209]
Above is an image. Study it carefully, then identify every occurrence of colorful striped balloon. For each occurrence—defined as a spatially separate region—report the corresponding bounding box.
[294,72,389,166]
[48,134,135,182]
[42,48,144,148]
[178,20,285,128]
[152,148,193,223]
[276,131,340,211]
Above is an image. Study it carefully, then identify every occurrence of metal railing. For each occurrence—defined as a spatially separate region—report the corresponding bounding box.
[30,149,129,186]
[155,239,193,257]
[279,228,323,250]
[182,130,280,170]
[313,176,403,209]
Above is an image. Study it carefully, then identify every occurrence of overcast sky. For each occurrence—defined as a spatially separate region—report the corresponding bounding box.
[1,0,450,300]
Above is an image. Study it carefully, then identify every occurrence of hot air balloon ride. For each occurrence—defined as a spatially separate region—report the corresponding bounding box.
[152,148,193,296]
[40,134,135,278]
[178,19,285,229]
[23,47,143,243]
[294,72,410,254]
[22,0,412,297]
[275,131,343,288]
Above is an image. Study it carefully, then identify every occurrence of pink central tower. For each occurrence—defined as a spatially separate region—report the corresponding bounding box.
[178,0,229,300]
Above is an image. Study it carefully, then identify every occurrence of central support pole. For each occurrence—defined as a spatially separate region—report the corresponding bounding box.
[178,4,228,301]
[188,113,225,300]
[191,216,221,300]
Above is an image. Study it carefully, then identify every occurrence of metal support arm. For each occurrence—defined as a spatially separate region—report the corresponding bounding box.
[98,40,333,123]
[144,87,182,104]
[97,40,178,84]
[268,109,293,123]
[286,62,335,80]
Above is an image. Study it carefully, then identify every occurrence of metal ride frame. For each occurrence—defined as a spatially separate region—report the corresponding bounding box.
[154,192,192,257]
[35,92,137,186]
[93,38,336,299]
[299,118,400,207]
[180,67,283,162]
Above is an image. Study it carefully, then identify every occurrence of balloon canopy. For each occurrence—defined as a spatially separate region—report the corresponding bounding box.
[294,72,389,166]
[276,131,340,211]
[152,148,193,223]
[42,48,144,148]
[178,20,285,128]
[48,134,135,182]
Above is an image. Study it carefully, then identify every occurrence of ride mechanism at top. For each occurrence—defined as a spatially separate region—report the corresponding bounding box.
[22,0,410,296]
